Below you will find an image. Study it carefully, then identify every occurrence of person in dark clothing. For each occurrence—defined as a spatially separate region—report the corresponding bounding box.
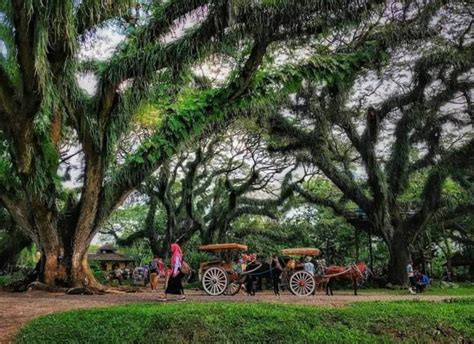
[415,271,430,293]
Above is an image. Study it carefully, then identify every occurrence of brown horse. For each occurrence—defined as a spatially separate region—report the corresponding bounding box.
[316,262,368,296]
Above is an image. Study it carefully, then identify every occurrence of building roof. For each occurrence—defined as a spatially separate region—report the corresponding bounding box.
[88,252,134,262]
[98,243,117,252]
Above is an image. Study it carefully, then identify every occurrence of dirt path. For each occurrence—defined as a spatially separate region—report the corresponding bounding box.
[0,289,467,343]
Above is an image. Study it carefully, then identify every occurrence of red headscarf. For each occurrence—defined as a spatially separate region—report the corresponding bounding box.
[170,243,182,268]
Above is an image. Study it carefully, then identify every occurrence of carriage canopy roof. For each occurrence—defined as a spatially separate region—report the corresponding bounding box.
[199,243,248,251]
[281,248,321,256]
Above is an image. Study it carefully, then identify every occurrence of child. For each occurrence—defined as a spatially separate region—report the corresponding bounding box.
[149,255,161,292]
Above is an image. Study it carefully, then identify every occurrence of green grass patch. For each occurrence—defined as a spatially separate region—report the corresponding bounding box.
[16,299,474,343]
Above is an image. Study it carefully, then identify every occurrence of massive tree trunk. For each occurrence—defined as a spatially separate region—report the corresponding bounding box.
[386,226,411,286]
[69,241,101,290]
[143,196,164,257]
[35,226,101,289]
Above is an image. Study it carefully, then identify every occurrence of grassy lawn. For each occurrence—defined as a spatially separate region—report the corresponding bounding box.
[16,299,473,343]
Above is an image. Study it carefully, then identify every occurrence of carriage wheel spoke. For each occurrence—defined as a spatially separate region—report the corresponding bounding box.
[202,267,228,296]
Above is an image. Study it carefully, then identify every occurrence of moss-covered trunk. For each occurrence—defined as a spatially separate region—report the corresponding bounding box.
[37,235,99,289]
[386,227,411,286]
[37,251,100,290]
[32,208,102,289]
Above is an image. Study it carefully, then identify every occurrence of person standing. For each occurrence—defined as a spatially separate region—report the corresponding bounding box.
[160,243,186,301]
[143,265,150,287]
[407,260,416,294]
[149,255,161,292]
[111,264,123,286]
[157,257,166,278]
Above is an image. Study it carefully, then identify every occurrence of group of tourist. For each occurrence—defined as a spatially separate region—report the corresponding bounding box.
[140,249,432,298]
[107,243,187,302]
[407,260,431,294]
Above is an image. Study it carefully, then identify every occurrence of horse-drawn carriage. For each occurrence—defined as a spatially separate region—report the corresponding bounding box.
[198,243,248,296]
[198,243,325,297]
[198,242,368,296]
[280,247,321,296]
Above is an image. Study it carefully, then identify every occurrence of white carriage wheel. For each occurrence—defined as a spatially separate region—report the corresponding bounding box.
[289,271,316,296]
[202,267,228,296]
[224,281,241,296]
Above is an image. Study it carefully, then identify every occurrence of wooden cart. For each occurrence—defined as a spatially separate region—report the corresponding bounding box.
[198,243,248,296]
[280,247,320,296]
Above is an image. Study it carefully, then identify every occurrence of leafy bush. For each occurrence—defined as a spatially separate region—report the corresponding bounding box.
[16,299,474,343]
[88,261,107,284]
[0,275,17,286]
[16,245,39,268]
[0,271,27,286]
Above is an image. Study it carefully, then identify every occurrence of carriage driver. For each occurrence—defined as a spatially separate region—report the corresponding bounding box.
[304,257,315,276]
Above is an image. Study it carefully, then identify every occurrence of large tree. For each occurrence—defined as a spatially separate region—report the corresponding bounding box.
[0,0,387,289]
[108,126,296,256]
[267,1,474,284]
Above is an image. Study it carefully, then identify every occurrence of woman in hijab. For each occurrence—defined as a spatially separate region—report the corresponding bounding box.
[160,243,185,301]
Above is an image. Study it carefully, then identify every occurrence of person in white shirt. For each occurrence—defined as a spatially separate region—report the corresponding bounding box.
[407,260,416,294]
[304,257,315,276]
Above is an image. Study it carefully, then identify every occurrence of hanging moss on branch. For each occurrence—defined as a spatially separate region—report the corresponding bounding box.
[264,1,474,285]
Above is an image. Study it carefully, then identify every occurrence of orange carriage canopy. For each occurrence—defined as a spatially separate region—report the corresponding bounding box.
[199,243,248,252]
[281,248,321,256]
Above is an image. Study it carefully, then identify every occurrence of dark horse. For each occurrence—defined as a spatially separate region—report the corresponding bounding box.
[244,258,283,295]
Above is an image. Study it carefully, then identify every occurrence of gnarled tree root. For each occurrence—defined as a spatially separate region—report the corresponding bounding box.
[28,281,67,293]
[66,287,99,295]
[2,278,107,295]
[107,286,143,293]
[1,277,142,295]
